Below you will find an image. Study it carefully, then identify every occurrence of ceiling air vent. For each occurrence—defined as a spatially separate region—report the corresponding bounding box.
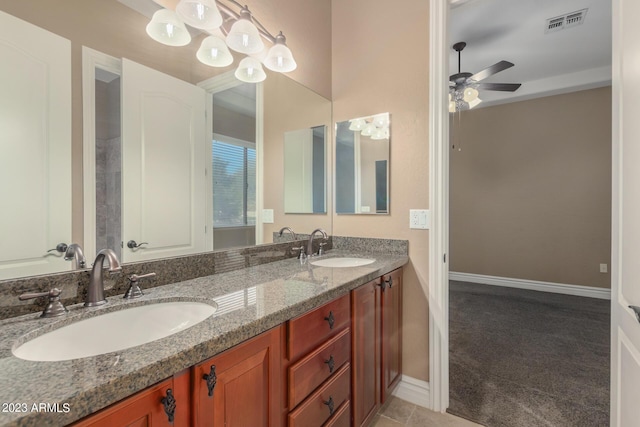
[545,8,588,33]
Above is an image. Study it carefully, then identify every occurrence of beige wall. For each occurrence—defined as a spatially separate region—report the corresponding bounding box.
[450,87,612,288]
[332,0,430,381]
[263,72,333,242]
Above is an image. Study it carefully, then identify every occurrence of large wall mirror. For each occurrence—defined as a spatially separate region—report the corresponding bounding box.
[0,1,332,281]
[335,113,390,215]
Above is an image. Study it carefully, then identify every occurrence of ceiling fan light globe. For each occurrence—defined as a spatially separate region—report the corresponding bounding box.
[463,87,479,102]
[468,97,482,109]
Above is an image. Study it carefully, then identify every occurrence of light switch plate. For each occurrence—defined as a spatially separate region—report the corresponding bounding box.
[262,209,274,224]
[410,209,430,229]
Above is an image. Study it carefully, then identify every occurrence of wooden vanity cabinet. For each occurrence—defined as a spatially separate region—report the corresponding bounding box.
[381,268,403,403]
[351,279,381,427]
[72,370,191,427]
[352,268,403,427]
[192,326,283,427]
[286,293,351,427]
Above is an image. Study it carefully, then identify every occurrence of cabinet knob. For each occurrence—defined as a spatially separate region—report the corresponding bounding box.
[323,396,335,415]
[324,355,335,373]
[324,311,335,329]
[161,388,176,423]
[203,365,217,397]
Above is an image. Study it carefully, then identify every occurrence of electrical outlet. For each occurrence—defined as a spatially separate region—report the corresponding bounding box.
[410,209,430,229]
[599,263,608,273]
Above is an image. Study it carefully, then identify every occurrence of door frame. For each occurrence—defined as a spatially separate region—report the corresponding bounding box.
[428,0,450,412]
[428,0,620,417]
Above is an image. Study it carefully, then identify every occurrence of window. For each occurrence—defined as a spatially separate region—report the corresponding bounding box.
[212,137,256,228]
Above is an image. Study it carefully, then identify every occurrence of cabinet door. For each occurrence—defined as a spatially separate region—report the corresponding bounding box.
[351,280,380,427]
[72,371,190,427]
[193,326,282,427]
[381,268,403,402]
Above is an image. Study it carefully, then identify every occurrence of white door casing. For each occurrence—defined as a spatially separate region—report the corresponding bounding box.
[0,11,72,280]
[121,59,207,263]
[611,0,640,424]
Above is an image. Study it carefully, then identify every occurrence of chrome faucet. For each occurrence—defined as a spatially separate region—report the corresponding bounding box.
[278,227,297,240]
[307,228,328,257]
[86,249,122,307]
[64,243,87,269]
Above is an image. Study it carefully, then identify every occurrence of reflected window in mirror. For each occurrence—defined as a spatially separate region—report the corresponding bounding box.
[284,125,327,214]
[211,82,257,250]
[335,113,390,215]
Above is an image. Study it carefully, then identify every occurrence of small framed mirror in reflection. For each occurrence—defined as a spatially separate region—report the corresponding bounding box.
[283,125,327,214]
[335,113,390,215]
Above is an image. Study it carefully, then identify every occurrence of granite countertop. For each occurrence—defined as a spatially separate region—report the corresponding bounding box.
[0,250,407,427]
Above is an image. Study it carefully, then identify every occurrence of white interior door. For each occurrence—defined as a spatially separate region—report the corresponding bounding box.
[121,59,206,263]
[0,11,71,280]
[612,0,640,424]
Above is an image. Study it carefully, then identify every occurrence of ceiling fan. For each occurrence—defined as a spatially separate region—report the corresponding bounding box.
[449,41,521,112]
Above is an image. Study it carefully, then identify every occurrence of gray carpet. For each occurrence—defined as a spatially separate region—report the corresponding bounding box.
[448,281,610,427]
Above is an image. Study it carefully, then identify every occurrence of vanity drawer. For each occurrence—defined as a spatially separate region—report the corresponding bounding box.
[288,328,351,408]
[324,401,351,427]
[288,293,350,360]
[288,363,351,427]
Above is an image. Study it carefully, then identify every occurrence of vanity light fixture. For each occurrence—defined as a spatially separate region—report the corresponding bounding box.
[145,0,297,83]
[349,113,390,141]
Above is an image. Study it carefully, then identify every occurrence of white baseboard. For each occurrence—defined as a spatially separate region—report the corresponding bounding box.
[449,272,611,300]
[392,375,430,409]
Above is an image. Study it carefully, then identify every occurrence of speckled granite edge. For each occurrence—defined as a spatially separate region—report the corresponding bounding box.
[0,240,309,320]
[0,250,408,427]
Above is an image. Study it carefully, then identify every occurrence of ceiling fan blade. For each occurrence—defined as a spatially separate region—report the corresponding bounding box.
[470,60,514,82]
[477,82,522,92]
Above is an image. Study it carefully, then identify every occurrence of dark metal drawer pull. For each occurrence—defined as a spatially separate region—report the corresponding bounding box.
[385,276,393,288]
[377,281,387,292]
[324,355,335,373]
[324,311,335,329]
[203,365,217,397]
[323,396,335,415]
[161,388,176,423]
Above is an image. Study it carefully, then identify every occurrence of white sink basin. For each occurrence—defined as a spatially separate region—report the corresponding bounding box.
[12,301,217,362]
[310,257,375,268]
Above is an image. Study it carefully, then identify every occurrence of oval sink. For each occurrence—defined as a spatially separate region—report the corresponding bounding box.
[310,257,375,268]
[12,301,217,362]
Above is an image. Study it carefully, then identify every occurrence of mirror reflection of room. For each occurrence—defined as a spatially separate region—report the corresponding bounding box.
[335,113,390,215]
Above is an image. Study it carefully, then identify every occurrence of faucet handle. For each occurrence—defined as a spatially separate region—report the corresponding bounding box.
[19,288,68,318]
[318,242,327,256]
[124,272,156,299]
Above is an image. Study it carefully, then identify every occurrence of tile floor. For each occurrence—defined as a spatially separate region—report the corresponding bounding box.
[372,396,484,426]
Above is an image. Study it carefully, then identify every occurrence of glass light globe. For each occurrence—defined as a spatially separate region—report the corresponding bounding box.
[146,9,191,47]
[235,57,266,83]
[361,123,376,137]
[463,87,479,102]
[372,113,390,128]
[176,0,223,30]
[226,8,265,54]
[349,118,366,131]
[263,32,297,72]
[449,101,456,113]
[197,36,233,67]
[371,127,387,140]
[468,97,482,109]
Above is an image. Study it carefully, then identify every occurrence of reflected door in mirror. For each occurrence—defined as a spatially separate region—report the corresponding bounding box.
[0,11,72,279]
